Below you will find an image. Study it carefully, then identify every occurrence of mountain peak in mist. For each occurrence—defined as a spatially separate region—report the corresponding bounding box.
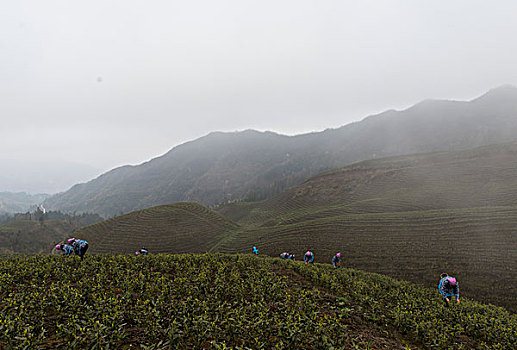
[473,84,517,102]
[44,85,517,217]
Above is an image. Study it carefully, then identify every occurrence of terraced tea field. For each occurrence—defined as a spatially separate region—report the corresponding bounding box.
[215,206,517,312]
[0,254,515,349]
[78,202,237,254]
[215,144,517,312]
[220,142,517,225]
[71,143,517,312]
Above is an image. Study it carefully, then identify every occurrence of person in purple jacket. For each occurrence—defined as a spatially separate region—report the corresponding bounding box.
[438,273,460,305]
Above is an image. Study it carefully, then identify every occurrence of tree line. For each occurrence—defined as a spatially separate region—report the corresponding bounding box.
[0,208,103,227]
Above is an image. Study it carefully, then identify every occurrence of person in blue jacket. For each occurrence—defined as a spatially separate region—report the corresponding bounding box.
[280,252,291,259]
[252,246,259,255]
[304,251,314,264]
[55,243,73,256]
[438,273,460,305]
[68,238,89,261]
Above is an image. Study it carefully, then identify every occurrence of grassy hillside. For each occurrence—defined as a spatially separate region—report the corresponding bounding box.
[219,142,517,223]
[77,202,238,254]
[45,85,517,217]
[216,143,517,312]
[214,206,517,313]
[0,254,515,349]
[66,143,517,312]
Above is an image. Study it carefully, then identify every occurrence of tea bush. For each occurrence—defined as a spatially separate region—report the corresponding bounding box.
[0,254,351,349]
[0,254,515,349]
[277,259,517,349]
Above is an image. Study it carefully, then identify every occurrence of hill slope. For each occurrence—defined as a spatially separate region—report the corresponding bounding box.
[1,254,515,349]
[216,142,517,312]
[0,220,78,254]
[219,141,517,223]
[68,142,517,312]
[45,85,517,217]
[77,202,238,254]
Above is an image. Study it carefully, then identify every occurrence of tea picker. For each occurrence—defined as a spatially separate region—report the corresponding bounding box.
[67,237,89,261]
[135,248,149,255]
[55,243,74,256]
[252,246,259,255]
[438,273,460,305]
[304,251,314,264]
[332,252,341,268]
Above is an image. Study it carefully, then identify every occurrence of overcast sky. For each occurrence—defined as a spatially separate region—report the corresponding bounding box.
[2,0,517,173]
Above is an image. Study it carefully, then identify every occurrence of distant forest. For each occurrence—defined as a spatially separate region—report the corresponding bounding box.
[0,209,103,227]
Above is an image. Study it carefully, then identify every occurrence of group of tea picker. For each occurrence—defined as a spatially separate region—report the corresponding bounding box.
[279,250,341,267]
[278,250,340,266]
[56,239,149,259]
[55,239,459,305]
[279,252,296,260]
[304,251,342,268]
[270,246,460,305]
[55,238,89,260]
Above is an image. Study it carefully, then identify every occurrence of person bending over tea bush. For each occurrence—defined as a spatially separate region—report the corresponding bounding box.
[135,248,148,255]
[304,251,314,264]
[332,252,341,268]
[68,238,89,261]
[438,273,460,305]
[55,243,73,256]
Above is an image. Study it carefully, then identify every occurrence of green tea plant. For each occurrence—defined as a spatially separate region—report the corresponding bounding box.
[0,254,515,349]
[0,255,351,349]
[274,259,517,349]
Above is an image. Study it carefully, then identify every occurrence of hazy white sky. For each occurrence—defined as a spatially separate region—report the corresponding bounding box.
[2,0,517,172]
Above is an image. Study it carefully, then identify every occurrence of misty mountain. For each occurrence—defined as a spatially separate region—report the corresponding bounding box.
[0,159,102,194]
[0,192,50,214]
[44,85,517,217]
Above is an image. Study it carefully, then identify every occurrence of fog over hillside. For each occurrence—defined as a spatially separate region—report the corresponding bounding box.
[0,192,50,214]
[44,86,517,217]
[2,1,517,174]
[0,159,101,194]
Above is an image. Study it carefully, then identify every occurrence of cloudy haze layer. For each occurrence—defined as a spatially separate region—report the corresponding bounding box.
[1,1,517,174]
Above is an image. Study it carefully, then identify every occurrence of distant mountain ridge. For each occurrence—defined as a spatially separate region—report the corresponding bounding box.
[44,85,517,217]
[0,192,50,214]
